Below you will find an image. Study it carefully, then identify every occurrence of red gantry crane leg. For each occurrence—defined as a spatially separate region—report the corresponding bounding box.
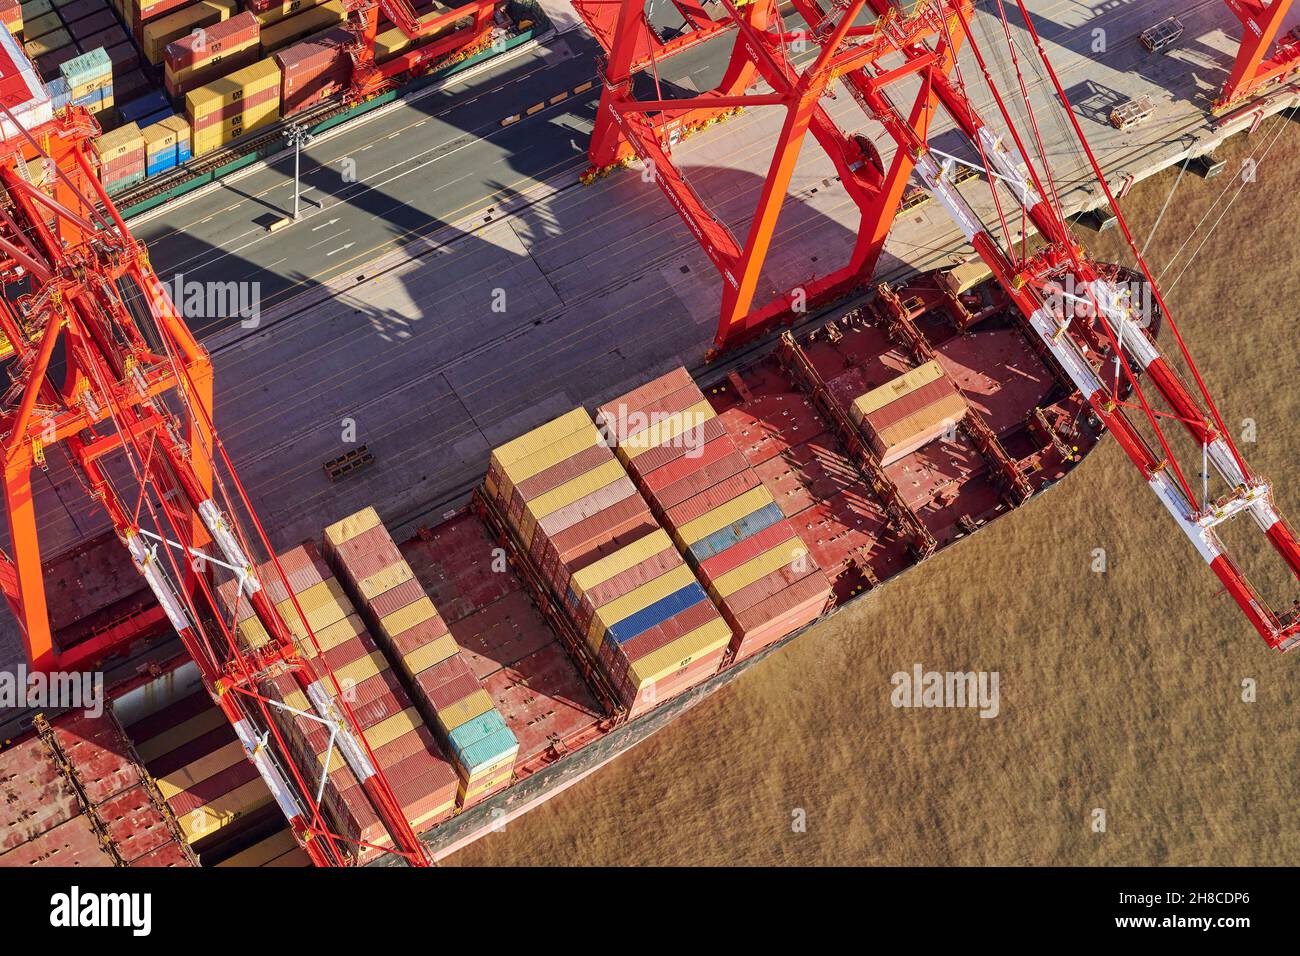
[1216,0,1300,111]
[0,30,431,865]
[587,0,1300,647]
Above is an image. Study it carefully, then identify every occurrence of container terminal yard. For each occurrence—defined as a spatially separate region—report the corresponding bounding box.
[0,0,1298,870]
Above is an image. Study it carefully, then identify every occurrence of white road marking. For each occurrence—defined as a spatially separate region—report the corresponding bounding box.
[327,243,356,256]
[311,217,341,232]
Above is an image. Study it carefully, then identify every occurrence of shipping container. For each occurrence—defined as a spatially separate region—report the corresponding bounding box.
[141,0,235,64]
[257,0,344,55]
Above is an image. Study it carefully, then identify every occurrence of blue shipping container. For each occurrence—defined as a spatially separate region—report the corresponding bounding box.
[687,502,785,563]
[608,583,708,645]
[146,155,177,177]
[120,90,170,124]
[140,108,174,128]
[448,709,508,761]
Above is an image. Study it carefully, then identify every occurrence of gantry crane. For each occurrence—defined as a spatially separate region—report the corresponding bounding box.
[582,0,1300,649]
[1217,0,1300,111]
[342,0,501,99]
[0,32,430,865]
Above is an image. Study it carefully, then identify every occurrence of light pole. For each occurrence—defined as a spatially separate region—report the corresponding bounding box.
[286,124,313,220]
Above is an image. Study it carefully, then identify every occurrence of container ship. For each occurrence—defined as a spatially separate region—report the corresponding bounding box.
[2,0,1299,868]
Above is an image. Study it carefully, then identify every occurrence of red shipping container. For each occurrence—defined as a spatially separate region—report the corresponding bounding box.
[145,724,236,779]
[629,416,728,478]
[654,448,751,511]
[545,494,654,568]
[165,10,259,71]
[319,634,374,673]
[389,615,450,657]
[98,786,176,862]
[531,476,638,563]
[368,576,428,620]
[578,545,683,618]
[277,28,349,117]
[165,759,260,817]
[125,691,211,742]
[371,724,437,770]
[695,519,801,584]
[132,0,192,32]
[59,0,101,23]
[551,514,658,597]
[722,558,820,616]
[426,671,482,712]
[595,367,693,429]
[626,382,709,435]
[731,572,831,634]
[640,433,738,493]
[605,596,718,666]
[414,651,474,694]
[71,10,118,41]
[509,443,610,521]
[167,44,260,97]
[386,749,457,831]
[329,520,402,566]
[664,470,762,527]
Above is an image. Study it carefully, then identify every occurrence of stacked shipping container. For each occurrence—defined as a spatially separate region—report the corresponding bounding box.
[258,0,344,55]
[324,507,520,806]
[274,24,346,116]
[218,541,459,863]
[127,690,273,846]
[1,0,21,37]
[185,55,280,156]
[139,0,233,64]
[485,408,730,717]
[92,120,145,192]
[142,113,189,173]
[597,368,834,662]
[216,828,311,866]
[849,359,969,465]
[163,10,259,97]
[56,45,112,114]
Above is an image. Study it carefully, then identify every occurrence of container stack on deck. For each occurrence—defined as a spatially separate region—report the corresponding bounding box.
[218,541,459,863]
[50,45,112,114]
[598,368,834,662]
[185,55,280,156]
[485,407,731,717]
[258,0,344,55]
[139,0,231,65]
[92,120,144,192]
[0,0,21,37]
[126,691,273,849]
[216,828,310,866]
[275,24,347,116]
[325,507,520,806]
[163,10,258,97]
[849,359,968,465]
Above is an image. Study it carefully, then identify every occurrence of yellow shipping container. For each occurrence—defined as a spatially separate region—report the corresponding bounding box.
[851,359,946,422]
[458,764,513,801]
[323,505,382,549]
[330,649,387,688]
[237,616,270,647]
[435,689,494,732]
[357,707,421,752]
[186,56,281,118]
[217,829,298,867]
[409,794,456,831]
[253,0,326,28]
[675,484,776,547]
[165,34,259,90]
[710,537,807,599]
[523,458,625,523]
[401,632,458,677]
[489,407,591,473]
[134,708,226,764]
[378,595,436,639]
[93,123,143,163]
[621,400,716,458]
[23,10,57,39]
[190,98,279,154]
[155,740,245,800]
[627,618,730,686]
[258,0,345,54]
[462,747,516,783]
[23,26,68,58]
[141,0,236,65]
[587,564,697,645]
[358,561,413,602]
[498,422,605,493]
[571,529,674,599]
[305,610,366,654]
[177,779,273,842]
[143,119,180,156]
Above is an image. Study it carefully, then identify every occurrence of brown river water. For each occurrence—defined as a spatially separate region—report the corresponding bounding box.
[447,119,1300,866]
